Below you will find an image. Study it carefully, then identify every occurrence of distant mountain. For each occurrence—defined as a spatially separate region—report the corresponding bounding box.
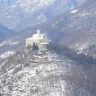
[45,0,96,56]
[0,0,16,8]
[0,0,96,57]
[0,0,86,31]
[0,24,14,41]
[31,0,96,56]
[48,0,96,56]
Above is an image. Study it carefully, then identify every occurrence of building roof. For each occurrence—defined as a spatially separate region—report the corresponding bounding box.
[40,42,49,45]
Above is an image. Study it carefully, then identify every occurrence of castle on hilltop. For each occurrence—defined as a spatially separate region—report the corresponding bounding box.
[26,30,51,50]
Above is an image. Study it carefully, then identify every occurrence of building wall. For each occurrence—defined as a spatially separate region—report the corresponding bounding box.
[26,39,33,47]
[26,39,47,50]
[26,32,49,50]
[26,39,38,46]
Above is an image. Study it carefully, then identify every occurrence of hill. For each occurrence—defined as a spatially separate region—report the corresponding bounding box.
[0,45,96,96]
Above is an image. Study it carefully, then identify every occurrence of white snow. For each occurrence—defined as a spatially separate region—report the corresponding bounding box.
[0,39,19,46]
[0,41,5,46]
[0,50,92,96]
[70,9,78,13]
[0,51,74,96]
[0,51,15,59]
[9,41,19,45]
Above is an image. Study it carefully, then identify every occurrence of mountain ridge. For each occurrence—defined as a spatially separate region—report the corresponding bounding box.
[0,0,86,31]
[1,0,96,57]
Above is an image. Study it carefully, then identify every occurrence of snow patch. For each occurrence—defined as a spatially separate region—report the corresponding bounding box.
[0,51,15,59]
[70,9,78,13]
[0,40,19,46]
[0,41,5,46]
[9,41,19,45]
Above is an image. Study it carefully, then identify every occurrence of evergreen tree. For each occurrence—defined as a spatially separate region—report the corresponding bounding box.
[32,43,39,50]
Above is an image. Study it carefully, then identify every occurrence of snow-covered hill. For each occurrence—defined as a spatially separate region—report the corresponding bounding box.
[0,0,86,30]
[0,48,93,96]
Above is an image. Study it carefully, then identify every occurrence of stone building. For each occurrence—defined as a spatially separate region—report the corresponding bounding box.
[26,30,51,50]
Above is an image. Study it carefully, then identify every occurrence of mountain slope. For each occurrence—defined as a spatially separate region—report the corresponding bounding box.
[0,0,16,8]
[0,47,95,96]
[0,0,86,30]
[35,0,96,56]
[0,24,14,41]
[0,0,96,56]
[48,0,96,55]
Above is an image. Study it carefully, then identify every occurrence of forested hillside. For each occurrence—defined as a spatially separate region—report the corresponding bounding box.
[0,44,96,96]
